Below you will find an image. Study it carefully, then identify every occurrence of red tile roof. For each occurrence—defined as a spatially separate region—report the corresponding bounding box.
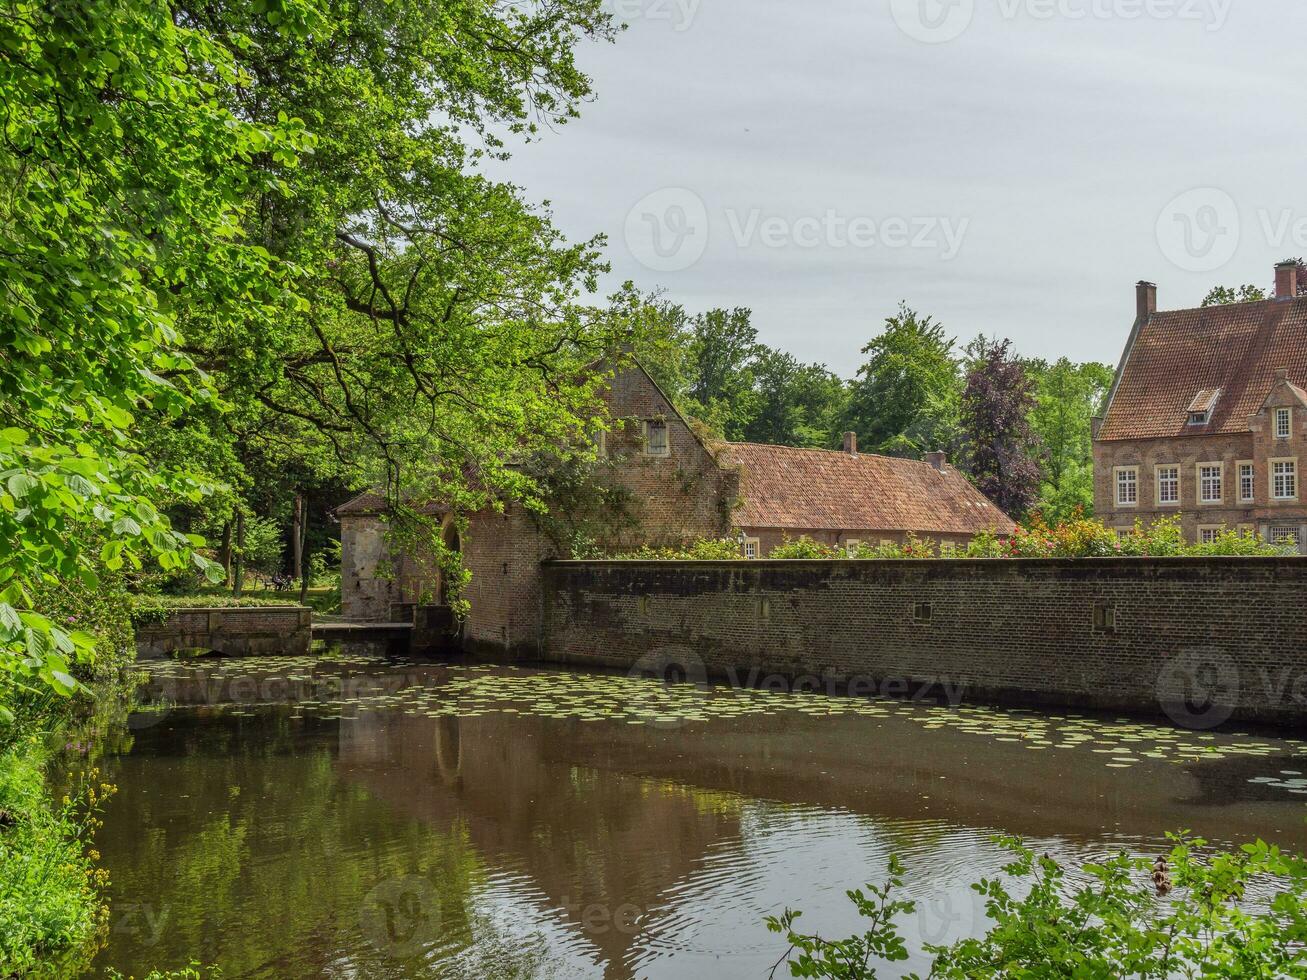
[1099,296,1307,440]
[717,442,1016,535]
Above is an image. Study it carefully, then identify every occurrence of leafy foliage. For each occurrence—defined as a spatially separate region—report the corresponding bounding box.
[958,339,1043,517]
[768,835,1307,978]
[0,0,317,701]
[844,304,960,459]
[622,287,846,448]
[1026,358,1113,520]
[0,753,114,975]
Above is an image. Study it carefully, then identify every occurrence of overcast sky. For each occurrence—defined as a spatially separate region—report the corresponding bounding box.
[486,0,1307,376]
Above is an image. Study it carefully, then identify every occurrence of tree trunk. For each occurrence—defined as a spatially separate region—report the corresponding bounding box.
[298,496,310,606]
[233,510,246,597]
[291,493,304,583]
[218,519,233,587]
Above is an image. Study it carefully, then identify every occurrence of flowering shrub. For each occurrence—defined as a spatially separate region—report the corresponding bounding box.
[608,517,1292,562]
[612,538,744,560]
[768,537,843,560]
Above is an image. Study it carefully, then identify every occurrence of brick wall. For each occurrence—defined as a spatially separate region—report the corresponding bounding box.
[136,607,312,658]
[540,558,1307,727]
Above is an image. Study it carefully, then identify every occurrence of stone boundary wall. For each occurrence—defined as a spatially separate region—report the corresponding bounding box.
[540,558,1307,727]
[136,606,312,658]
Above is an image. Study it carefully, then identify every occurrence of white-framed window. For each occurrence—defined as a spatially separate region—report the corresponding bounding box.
[742,537,760,559]
[1275,407,1293,440]
[1238,461,1255,503]
[1115,466,1139,507]
[1197,463,1224,504]
[1269,526,1301,550]
[939,541,957,555]
[1272,458,1298,501]
[1197,525,1223,545]
[1237,523,1256,539]
[844,539,862,556]
[1114,527,1133,541]
[1155,465,1180,506]
[643,419,669,456]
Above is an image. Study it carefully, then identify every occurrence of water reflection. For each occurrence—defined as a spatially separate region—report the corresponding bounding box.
[85,654,1307,979]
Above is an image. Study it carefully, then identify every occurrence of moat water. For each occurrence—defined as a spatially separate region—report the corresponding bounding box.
[79,651,1307,978]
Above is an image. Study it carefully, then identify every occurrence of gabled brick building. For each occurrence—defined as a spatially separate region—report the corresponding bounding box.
[1093,264,1307,552]
[338,360,1013,655]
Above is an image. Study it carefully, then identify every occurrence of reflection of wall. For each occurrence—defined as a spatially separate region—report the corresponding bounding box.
[543,557,1307,726]
[336,710,741,978]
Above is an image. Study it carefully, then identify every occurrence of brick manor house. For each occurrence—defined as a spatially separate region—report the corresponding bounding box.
[1093,263,1307,553]
[338,359,1014,654]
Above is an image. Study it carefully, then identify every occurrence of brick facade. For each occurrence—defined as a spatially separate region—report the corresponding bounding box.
[542,557,1307,727]
[1094,276,1307,551]
[1095,384,1307,550]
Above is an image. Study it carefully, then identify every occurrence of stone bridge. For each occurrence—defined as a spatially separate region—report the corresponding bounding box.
[135,606,314,658]
[135,604,457,658]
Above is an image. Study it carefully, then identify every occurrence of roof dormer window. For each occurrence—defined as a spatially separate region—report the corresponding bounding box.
[1186,388,1221,426]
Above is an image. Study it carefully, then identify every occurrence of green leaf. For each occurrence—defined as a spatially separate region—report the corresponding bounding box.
[6,473,38,499]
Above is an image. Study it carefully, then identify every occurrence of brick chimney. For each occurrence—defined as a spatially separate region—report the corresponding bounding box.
[1136,281,1157,320]
[1276,261,1299,300]
[842,431,858,455]
[924,451,947,471]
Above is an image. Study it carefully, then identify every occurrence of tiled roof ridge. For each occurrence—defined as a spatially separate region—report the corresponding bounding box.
[721,440,939,466]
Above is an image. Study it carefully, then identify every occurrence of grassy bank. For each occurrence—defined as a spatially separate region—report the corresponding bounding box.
[0,743,109,975]
[0,574,134,975]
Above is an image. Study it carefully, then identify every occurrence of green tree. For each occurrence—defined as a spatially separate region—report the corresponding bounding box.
[744,350,846,448]
[844,304,960,458]
[683,307,760,439]
[1028,357,1113,520]
[145,0,626,598]
[0,0,315,703]
[1202,283,1267,307]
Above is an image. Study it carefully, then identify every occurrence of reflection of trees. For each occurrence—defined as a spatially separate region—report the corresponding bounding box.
[90,713,512,978]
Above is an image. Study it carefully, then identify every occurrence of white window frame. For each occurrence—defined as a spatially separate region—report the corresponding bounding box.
[1196,462,1224,505]
[742,536,760,559]
[1114,466,1139,507]
[1271,457,1299,502]
[844,539,862,556]
[1237,523,1256,539]
[642,419,670,457]
[1154,465,1180,506]
[1114,527,1133,541]
[1197,525,1224,545]
[1275,407,1293,440]
[1237,460,1255,504]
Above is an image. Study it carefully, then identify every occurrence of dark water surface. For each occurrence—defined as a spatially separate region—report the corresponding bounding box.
[82,651,1307,978]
